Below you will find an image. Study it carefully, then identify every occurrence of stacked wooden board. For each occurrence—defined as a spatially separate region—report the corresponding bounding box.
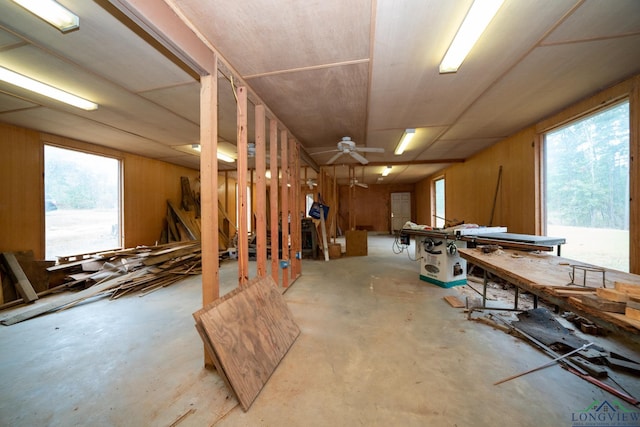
[193,276,300,411]
[0,242,202,325]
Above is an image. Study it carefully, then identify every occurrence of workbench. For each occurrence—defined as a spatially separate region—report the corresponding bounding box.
[458,247,640,344]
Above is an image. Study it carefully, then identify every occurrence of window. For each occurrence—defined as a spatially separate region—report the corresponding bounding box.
[544,101,629,271]
[434,177,445,228]
[45,145,121,259]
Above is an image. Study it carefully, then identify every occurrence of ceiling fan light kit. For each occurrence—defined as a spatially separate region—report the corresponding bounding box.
[318,136,384,165]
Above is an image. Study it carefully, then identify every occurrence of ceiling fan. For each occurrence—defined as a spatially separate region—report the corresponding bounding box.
[313,137,384,165]
[304,178,317,189]
[350,177,368,189]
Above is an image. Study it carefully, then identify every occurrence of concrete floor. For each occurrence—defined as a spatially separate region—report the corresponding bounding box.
[1,235,639,426]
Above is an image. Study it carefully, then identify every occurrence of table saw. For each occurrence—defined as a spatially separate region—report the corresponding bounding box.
[401,226,565,288]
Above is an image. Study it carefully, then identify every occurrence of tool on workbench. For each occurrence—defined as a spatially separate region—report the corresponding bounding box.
[567,264,606,288]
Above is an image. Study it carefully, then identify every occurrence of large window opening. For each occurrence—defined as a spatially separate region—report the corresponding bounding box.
[45,145,121,260]
[544,101,629,271]
[434,177,445,228]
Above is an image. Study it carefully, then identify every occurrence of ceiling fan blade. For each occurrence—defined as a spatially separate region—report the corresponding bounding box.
[311,149,340,156]
[327,151,344,164]
[349,151,369,164]
[356,147,384,153]
[356,182,368,188]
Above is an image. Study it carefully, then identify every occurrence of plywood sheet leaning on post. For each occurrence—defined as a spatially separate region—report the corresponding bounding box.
[193,275,300,411]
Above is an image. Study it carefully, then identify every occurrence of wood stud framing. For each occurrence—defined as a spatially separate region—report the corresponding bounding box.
[199,71,219,307]
[269,120,280,284]
[255,105,267,277]
[280,129,289,288]
[236,86,249,286]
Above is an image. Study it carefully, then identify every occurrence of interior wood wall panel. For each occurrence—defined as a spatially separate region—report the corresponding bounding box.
[414,178,432,226]
[0,124,43,257]
[0,122,199,259]
[439,127,537,234]
[422,74,640,273]
[337,183,415,233]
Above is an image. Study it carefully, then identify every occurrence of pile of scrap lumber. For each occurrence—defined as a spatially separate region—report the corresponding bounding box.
[548,281,640,327]
[0,241,201,325]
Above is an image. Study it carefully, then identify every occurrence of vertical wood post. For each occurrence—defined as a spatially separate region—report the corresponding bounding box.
[237,86,249,286]
[290,138,301,279]
[200,70,219,367]
[255,105,267,277]
[280,129,289,288]
[270,120,280,284]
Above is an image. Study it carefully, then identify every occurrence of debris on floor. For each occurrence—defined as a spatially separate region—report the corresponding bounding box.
[0,241,202,325]
[470,307,640,405]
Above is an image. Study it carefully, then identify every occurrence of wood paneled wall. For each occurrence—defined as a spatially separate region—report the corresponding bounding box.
[337,183,415,233]
[0,123,199,259]
[417,74,640,272]
[443,127,538,233]
[0,124,43,257]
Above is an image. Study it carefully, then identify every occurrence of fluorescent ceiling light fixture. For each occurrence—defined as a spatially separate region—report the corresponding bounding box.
[11,0,79,33]
[394,129,416,155]
[191,143,236,163]
[381,166,392,177]
[439,0,504,74]
[0,66,97,110]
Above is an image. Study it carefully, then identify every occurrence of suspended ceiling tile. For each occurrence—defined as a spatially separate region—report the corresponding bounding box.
[422,139,500,160]
[0,91,38,112]
[174,0,372,76]
[368,0,577,130]
[543,0,640,44]
[444,36,640,140]
[248,63,369,148]
[139,81,201,124]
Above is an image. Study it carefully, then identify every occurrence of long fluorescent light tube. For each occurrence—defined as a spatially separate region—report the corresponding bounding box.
[192,144,236,163]
[394,129,415,155]
[11,0,79,33]
[439,0,504,74]
[0,66,97,110]
[382,166,392,177]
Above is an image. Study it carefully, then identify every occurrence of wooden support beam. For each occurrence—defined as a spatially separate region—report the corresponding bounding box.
[255,105,267,277]
[290,139,301,280]
[269,120,280,285]
[200,71,219,368]
[237,86,249,286]
[280,129,289,288]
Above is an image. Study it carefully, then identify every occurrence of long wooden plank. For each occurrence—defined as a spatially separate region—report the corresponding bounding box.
[195,276,299,411]
[167,200,199,240]
[269,119,280,285]
[200,72,220,366]
[237,86,249,286]
[255,104,267,278]
[1,253,37,303]
[0,269,148,325]
[280,129,289,288]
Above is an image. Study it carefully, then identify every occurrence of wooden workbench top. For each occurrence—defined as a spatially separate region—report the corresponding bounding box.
[458,248,640,339]
[458,248,640,290]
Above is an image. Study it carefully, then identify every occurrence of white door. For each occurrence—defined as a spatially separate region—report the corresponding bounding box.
[391,192,411,232]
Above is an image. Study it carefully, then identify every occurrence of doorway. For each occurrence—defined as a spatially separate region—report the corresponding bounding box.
[390,192,411,233]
